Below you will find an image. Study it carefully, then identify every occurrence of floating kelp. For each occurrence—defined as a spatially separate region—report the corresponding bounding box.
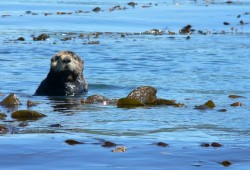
[65,139,84,145]
[11,110,46,120]
[0,93,21,108]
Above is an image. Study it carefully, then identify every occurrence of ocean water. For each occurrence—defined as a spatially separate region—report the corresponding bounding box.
[0,0,250,169]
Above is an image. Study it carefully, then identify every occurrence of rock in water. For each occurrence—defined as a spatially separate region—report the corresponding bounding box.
[127,86,157,105]
[0,93,21,108]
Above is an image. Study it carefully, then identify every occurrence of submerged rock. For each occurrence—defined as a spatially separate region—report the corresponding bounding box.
[0,93,21,108]
[11,110,46,120]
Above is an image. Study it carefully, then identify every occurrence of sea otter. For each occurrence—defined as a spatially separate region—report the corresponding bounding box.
[35,51,88,96]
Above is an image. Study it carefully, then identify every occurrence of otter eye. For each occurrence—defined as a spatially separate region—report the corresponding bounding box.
[55,56,60,60]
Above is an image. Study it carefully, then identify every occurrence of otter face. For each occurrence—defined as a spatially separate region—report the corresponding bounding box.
[50,51,83,75]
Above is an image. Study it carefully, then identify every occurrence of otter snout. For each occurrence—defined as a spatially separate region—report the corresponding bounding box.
[63,57,71,64]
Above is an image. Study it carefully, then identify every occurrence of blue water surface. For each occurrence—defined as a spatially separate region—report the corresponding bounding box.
[0,0,250,169]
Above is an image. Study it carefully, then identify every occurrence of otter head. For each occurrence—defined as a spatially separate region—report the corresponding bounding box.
[50,51,84,81]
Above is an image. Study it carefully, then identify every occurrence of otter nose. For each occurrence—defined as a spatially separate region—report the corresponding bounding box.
[63,57,71,64]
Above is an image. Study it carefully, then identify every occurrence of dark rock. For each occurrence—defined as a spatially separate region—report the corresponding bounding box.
[0,113,7,119]
[33,34,50,41]
[230,102,242,106]
[49,123,62,127]
[218,109,227,112]
[92,7,101,12]
[211,142,223,147]
[200,143,210,147]
[223,22,230,25]
[102,141,117,147]
[17,37,25,41]
[65,139,84,145]
[179,25,192,34]
[220,160,232,167]
[157,142,169,147]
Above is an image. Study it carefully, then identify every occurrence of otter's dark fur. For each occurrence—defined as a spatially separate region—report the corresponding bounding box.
[35,51,88,96]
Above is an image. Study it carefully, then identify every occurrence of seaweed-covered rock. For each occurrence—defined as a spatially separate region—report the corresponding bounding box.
[0,93,21,108]
[117,97,144,107]
[33,34,50,41]
[117,86,157,107]
[11,110,46,120]
[127,86,157,105]
[155,99,176,105]
[82,95,110,104]
[195,100,215,110]
[0,113,7,119]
